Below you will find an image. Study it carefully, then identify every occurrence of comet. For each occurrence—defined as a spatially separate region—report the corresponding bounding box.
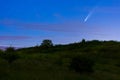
[84,6,97,23]
[84,11,94,22]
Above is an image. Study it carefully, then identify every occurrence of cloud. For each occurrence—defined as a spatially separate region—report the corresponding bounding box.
[0,19,106,38]
[0,36,31,40]
[0,19,97,32]
[0,19,108,47]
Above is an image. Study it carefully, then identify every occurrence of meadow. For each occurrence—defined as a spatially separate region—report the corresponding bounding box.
[0,40,120,80]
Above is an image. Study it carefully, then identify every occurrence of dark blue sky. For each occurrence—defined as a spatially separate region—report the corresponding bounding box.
[0,0,120,47]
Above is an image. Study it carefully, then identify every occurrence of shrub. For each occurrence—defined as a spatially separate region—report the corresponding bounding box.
[1,47,19,63]
[69,55,95,73]
[0,50,3,54]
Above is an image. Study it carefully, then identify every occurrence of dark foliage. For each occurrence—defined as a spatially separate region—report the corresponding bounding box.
[16,40,120,55]
[41,39,53,47]
[81,39,86,43]
[1,47,19,63]
[69,55,95,73]
[0,50,3,53]
[5,47,15,53]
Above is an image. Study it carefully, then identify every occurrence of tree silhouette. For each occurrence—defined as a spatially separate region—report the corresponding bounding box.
[2,47,19,63]
[81,39,86,43]
[41,39,53,47]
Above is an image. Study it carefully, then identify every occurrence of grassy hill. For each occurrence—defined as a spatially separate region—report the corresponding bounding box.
[0,40,120,80]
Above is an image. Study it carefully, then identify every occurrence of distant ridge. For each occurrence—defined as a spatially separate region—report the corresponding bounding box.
[0,46,7,50]
[0,46,20,50]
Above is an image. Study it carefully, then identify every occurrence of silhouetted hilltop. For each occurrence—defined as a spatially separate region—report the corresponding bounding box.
[0,46,8,50]
[17,40,120,54]
[0,46,20,51]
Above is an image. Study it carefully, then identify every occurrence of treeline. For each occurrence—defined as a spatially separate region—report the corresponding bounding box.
[16,39,120,54]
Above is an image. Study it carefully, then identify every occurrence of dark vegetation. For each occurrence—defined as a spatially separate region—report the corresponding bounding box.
[69,55,94,73]
[0,39,120,80]
[0,47,19,63]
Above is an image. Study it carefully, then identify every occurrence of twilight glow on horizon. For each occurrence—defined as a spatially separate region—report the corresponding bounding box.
[0,0,120,47]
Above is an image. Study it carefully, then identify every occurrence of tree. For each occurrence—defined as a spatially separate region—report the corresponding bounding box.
[81,39,86,43]
[5,47,15,53]
[41,39,53,47]
[1,47,19,63]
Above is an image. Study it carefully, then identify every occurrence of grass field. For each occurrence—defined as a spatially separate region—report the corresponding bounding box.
[0,40,120,80]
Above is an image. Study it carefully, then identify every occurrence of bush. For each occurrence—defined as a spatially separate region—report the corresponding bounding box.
[69,55,95,73]
[0,50,3,54]
[1,47,19,63]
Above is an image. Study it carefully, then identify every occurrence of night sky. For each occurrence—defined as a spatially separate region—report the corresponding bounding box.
[0,0,120,47]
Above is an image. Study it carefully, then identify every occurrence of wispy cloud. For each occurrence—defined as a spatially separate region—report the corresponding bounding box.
[0,19,108,47]
[0,19,95,32]
[0,19,106,37]
[0,36,31,40]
